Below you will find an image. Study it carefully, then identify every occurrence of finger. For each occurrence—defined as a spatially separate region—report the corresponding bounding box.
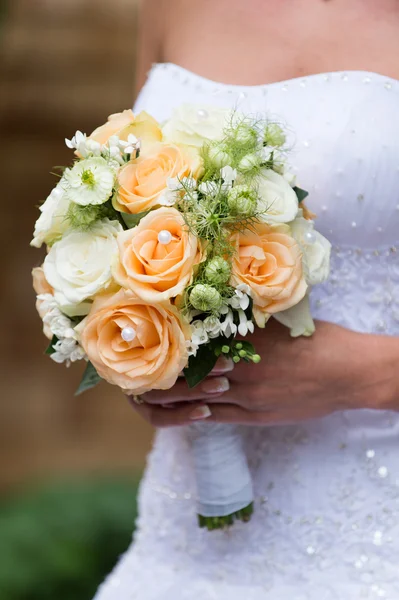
[142,376,231,405]
[127,400,217,428]
[210,356,235,375]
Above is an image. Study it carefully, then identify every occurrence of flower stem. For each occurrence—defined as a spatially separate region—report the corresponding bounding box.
[198,502,254,531]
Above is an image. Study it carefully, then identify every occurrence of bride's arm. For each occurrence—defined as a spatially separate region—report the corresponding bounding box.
[134,0,165,97]
[128,321,399,427]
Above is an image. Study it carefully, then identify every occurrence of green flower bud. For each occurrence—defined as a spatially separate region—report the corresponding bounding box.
[234,123,257,145]
[265,123,286,147]
[190,284,222,312]
[233,355,240,363]
[251,354,261,363]
[238,153,261,173]
[208,144,231,168]
[67,202,103,229]
[222,345,230,354]
[227,185,257,216]
[204,257,231,285]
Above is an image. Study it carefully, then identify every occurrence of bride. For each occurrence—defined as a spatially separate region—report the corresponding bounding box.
[95,0,399,598]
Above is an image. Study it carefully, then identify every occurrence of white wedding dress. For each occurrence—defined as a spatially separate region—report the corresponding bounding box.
[94,63,399,600]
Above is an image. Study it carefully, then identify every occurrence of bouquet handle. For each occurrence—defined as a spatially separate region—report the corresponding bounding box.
[187,422,254,529]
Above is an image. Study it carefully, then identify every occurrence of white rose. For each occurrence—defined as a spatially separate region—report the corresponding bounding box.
[290,211,331,285]
[257,169,299,224]
[31,180,71,248]
[273,295,315,338]
[43,219,122,308]
[162,104,231,147]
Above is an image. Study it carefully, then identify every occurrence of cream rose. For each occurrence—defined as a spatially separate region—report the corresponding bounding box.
[89,110,162,151]
[77,289,190,393]
[230,223,307,327]
[290,211,331,285]
[32,266,54,339]
[163,104,231,148]
[43,219,122,309]
[256,169,299,224]
[113,143,202,214]
[31,180,71,248]
[113,207,203,302]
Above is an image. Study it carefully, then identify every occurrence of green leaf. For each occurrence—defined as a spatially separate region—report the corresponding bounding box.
[120,210,150,229]
[184,342,219,389]
[293,186,309,203]
[75,362,102,396]
[45,335,58,355]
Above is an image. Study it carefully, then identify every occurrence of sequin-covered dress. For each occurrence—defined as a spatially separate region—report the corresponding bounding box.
[94,64,399,600]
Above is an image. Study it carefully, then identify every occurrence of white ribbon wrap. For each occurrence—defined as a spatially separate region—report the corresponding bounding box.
[187,422,253,517]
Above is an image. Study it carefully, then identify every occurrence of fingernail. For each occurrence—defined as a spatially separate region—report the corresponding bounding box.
[201,376,230,394]
[213,356,234,373]
[190,405,212,420]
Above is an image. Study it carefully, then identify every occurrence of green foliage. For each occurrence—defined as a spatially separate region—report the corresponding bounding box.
[45,335,58,356]
[184,336,261,388]
[184,339,220,388]
[0,478,140,600]
[67,200,124,231]
[293,186,309,203]
[120,210,150,229]
[75,362,102,396]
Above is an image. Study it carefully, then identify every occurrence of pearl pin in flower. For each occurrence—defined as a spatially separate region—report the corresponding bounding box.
[304,230,317,244]
[197,109,209,120]
[121,326,136,343]
[158,230,173,245]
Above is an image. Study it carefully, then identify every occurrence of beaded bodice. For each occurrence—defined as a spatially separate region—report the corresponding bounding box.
[94,65,399,600]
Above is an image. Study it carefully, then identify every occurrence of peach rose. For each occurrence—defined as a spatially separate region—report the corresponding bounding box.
[77,289,190,394]
[89,110,162,150]
[230,224,307,327]
[113,207,203,302]
[32,266,54,339]
[113,143,202,214]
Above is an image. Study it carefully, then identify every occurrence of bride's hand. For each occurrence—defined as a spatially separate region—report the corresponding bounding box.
[127,321,398,427]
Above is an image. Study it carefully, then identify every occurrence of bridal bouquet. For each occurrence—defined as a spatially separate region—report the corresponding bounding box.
[31,105,331,529]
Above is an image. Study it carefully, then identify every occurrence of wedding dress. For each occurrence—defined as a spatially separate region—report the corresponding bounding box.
[94,63,399,600]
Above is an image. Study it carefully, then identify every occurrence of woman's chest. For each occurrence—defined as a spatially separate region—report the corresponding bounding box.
[163,0,399,85]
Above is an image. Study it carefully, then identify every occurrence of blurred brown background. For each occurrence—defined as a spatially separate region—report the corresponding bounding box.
[0,0,153,494]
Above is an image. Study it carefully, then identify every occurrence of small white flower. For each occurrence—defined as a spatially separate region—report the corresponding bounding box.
[167,177,183,191]
[51,338,86,366]
[198,181,218,196]
[159,177,182,206]
[203,315,222,338]
[229,285,251,310]
[123,134,141,155]
[180,176,197,191]
[190,320,209,345]
[64,157,115,206]
[65,130,86,152]
[220,166,237,190]
[159,190,177,206]
[237,309,254,336]
[186,339,200,357]
[66,131,103,159]
[48,311,76,339]
[220,309,238,337]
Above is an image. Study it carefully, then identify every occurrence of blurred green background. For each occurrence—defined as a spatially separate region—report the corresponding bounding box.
[0,1,152,598]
